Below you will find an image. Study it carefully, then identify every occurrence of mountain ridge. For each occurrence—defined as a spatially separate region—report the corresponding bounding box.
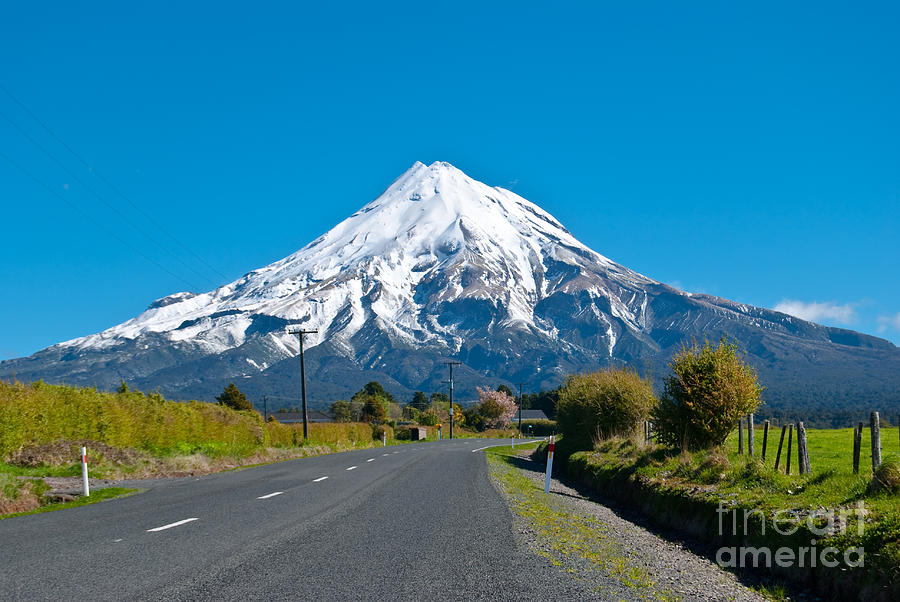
[2,161,898,417]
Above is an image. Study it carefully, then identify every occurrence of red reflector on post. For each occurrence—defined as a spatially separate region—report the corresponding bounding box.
[548,443,555,453]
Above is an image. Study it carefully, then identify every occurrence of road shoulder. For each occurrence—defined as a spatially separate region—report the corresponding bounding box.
[486,445,767,601]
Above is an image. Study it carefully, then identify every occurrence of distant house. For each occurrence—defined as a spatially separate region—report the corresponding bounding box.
[272,410,332,424]
[510,410,550,422]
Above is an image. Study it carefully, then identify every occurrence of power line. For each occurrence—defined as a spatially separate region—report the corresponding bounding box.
[0,148,199,291]
[0,107,218,290]
[0,82,231,283]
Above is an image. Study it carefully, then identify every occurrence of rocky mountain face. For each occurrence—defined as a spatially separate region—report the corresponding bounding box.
[3,161,899,414]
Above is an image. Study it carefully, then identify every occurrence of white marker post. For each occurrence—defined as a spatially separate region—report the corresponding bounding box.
[511,435,515,448]
[383,432,387,447]
[543,436,555,494]
[80,446,90,497]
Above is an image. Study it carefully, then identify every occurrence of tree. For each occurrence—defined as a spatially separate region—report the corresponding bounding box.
[216,382,253,412]
[360,396,388,424]
[476,386,518,429]
[496,384,515,398]
[411,391,429,411]
[430,392,449,405]
[654,338,763,451]
[463,405,486,431]
[351,381,396,404]
[556,368,657,450]
[116,380,129,394]
[330,400,351,422]
[349,401,364,422]
[522,388,560,419]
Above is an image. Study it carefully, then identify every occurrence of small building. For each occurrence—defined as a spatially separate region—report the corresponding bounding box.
[271,410,332,424]
[409,426,427,441]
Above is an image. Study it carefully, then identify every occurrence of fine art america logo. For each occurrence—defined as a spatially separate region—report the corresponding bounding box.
[715,501,866,569]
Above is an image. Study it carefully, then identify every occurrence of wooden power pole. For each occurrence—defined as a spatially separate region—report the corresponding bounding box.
[443,361,461,439]
[288,328,318,440]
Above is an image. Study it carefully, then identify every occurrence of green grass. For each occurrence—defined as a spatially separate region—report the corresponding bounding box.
[486,443,676,600]
[0,487,137,521]
[568,425,900,583]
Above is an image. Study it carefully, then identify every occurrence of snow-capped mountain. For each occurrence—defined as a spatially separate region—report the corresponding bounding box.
[3,161,899,410]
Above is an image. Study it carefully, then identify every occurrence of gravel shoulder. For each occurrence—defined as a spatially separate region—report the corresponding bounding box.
[488,447,768,602]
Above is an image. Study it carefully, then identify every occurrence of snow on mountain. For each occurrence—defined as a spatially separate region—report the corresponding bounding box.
[57,161,654,361]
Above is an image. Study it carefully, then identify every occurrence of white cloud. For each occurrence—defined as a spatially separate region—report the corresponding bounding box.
[773,300,857,325]
[877,313,900,332]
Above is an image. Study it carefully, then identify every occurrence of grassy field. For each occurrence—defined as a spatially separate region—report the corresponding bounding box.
[564,425,900,595]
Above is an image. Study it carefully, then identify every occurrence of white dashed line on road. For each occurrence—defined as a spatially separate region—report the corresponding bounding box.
[313,476,329,482]
[147,518,199,532]
[346,466,357,471]
[257,491,284,499]
[382,453,389,456]
[366,458,375,462]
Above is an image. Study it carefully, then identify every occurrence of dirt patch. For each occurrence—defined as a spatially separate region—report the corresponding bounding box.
[0,480,43,514]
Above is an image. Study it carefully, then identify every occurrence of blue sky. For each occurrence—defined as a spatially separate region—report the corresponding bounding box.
[1,1,898,359]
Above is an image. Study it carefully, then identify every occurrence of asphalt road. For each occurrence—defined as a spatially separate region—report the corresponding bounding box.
[0,438,597,601]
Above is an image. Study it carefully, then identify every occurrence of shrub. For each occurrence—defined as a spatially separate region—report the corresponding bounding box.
[871,456,900,494]
[463,406,486,432]
[555,368,657,450]
[517,419,556,436]
[418,411,440,426]
[329,400,351,422]
[654,338,763,451]
[371,424,391,441]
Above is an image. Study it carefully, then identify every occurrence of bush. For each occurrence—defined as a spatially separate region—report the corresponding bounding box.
[371,424,393,441]
[555,368,657,450]
[654,338,763,451]
[516,419,556,436]
[871,456,900,494]
[329,400,351,422]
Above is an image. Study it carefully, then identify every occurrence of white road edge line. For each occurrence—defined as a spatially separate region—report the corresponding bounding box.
[313,476,329,482]
[471,440,541,453]
[257,491,284,499]
[147,518,199,532]
[346,465,357,471]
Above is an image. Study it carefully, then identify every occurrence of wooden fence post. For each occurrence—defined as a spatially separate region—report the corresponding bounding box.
[738,417,744,455]
[786,424,794,476]
[774,424,787,472]
[852,423,862,474]
[748,414,755,458]
[797,422,810,474]
[871,411,882,471]
[762,420,770,463]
